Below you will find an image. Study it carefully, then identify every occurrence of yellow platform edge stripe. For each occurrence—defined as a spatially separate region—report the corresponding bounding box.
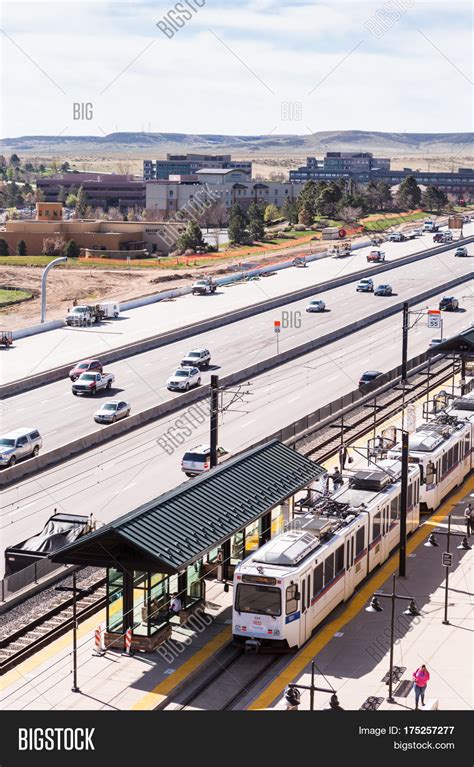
[248,475,473,710]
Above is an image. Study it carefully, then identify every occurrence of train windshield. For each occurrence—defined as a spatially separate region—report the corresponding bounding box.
[235,584,281,616]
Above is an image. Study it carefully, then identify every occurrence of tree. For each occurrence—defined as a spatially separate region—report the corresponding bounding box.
[316,182,343,217]
[106,207,123,221]
[422,185,447,214]
[264,203,279,225]
[282,198,299,225]
[75,186,88,218]
[60,161,70,173]
[396,176,422,210]
[56,185,66,204]
[297,181,318,219]
[42,236,66,257]
[17,240,27,256]
[338,206,363,224]
[65,193,77,208]
[64,239,80,259]
[298,201,313,227]
[248,202,265,241]
[228,204,248,244]
[177,220,206,252]
[7,181,22,207]
[0,238,9,256]
[9,153,20,168]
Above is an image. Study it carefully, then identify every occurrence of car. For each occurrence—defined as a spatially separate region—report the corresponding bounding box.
[166,366,201,391]
[411,228,423,236]
[374,284,393,296]
[181,348,211,368]
[69,359,103,382]
[305,299,326,312]
[454,246,468,257]
[356,278,374,292]
[181,444,229,477]
[428,338,443,349]
[387,232,405,242]
[191,278,216,295]
[72,371,115,395]
[94,400,131,424]
[358,371,383,388]
[434,231,453,243]
[367,250,385,263]
[433,232,444,243]
[0,428,42,468]
[439,296,459,311]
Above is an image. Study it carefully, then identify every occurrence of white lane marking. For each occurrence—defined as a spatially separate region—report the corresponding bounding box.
[288,395,301,402]
[46,430,57,436]
[241,418,256,428]
[326,375,339,382]
[63,404,79,411]
[118,482,136,493]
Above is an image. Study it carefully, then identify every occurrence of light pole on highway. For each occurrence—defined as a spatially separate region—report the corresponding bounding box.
[41,256,67,322]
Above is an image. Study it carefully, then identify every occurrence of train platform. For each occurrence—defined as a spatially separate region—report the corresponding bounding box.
[247,477,473,711]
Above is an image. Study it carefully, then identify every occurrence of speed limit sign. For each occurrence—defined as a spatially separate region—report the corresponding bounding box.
[428,310,441,329]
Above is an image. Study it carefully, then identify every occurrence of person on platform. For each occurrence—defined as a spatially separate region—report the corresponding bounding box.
[331,467,343,491]
[464,502,473,537]
[169,593,182,616]
[412,665,430,709]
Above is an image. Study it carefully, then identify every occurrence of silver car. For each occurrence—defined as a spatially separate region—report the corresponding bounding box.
[94,400,131,424]
[0,428,43,468]
[305,299,326,313]
[167,366,201,391]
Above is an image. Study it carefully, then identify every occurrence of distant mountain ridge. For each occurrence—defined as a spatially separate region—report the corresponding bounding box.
[1,130,472,157]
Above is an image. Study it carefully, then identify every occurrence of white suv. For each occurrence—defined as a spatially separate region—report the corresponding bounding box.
[180,348,211,369]
[0,428,43,468]
[181,445,229,476]
[166,366,201,391]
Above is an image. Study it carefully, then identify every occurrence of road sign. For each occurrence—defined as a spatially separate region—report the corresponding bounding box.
[274,320,281,333]
[442,552,453,567]
[427,309,441,329]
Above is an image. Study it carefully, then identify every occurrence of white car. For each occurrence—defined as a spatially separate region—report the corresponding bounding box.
[167,366,201,391]
[181,445,229,476]
[305,299,326,313]
[94,400,131,424]
[356,278,374,292]
[181,348,211,368]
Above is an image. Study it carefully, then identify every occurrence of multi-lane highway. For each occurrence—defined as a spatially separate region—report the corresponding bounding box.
[3,237,472,455]
[1,279,472,576]
[6,225,472,384]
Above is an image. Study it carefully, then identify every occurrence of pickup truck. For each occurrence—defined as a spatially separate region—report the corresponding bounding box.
[367,249,385,263]
[191,278,217,295]
[65,304,105,326]
[72,371,115,395]
[387,232,405,242]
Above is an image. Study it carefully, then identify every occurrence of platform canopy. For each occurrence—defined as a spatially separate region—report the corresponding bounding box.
[52,440,324,574]
[429,327,474,355]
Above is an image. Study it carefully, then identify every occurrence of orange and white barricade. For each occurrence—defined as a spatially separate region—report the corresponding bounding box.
[93,624,105,656]
[123,627,133,656]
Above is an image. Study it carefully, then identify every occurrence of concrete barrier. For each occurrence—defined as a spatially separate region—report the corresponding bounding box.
[4,236,472,400]
[1,270,471,488]
[13,319,65,340]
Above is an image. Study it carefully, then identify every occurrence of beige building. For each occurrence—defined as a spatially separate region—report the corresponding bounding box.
[1,205,185,256]
[146,169,304,219]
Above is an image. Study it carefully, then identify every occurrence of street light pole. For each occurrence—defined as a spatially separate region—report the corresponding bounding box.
[210,375,219,468]
[401,301,409,383]
[71,570,80,693]
[399,430,409,577]
[425,514,471,625]
[287,661,343,710]
[443,515,451,625]
[41,256,67,322]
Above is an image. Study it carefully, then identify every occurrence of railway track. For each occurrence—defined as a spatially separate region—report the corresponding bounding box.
[0,571,106,675]
[160,644,282,711]
[295,356,461,464]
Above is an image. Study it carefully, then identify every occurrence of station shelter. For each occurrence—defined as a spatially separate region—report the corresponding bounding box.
[52,440,324,652]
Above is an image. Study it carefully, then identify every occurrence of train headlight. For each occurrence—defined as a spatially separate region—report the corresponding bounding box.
[235,625,241,631]
[274,630,280,636]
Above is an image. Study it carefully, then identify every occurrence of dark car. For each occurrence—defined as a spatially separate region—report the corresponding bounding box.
[69,359,103,382]
[439,296,459,312]
[374,284,393,296]
[359,370,383,388]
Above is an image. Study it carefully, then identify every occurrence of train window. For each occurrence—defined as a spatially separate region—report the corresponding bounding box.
[442,453,448,476]
[286,584,299,615]
[302,580,306,612]
[335,545,344,575]
[425,461,436,485]
[235,584,281,616]
[453,444,459,465]
[390,496,399,520]
[313,564,323,596]
[372,512,381,542]
[324,553,334,584]
[408,484,413,509]
[350,537,354,566]
[356,527,365,556]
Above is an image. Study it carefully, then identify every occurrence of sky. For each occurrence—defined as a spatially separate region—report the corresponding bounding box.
[1,0,473,138]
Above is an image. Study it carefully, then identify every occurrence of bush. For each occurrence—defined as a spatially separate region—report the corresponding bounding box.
[310,224,320,231]
[293,224,306,231]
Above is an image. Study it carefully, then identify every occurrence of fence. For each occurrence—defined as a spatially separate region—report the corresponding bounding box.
[0,557,65,602]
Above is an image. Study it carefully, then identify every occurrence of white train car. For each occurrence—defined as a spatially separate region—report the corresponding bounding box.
[389,412,472,513]
[233,461,420,651]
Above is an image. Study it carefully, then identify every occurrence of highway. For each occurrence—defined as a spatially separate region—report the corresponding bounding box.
[1,281,472,576]
[5,225,472,384]
[3,238,473,456]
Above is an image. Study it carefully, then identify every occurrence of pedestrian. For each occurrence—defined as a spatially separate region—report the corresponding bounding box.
[169,592,182,617]
[412,664,430,709]
[464,502,474,537]
[331,467,343,491]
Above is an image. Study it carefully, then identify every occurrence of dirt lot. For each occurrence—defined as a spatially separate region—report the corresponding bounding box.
[0,238,326,330]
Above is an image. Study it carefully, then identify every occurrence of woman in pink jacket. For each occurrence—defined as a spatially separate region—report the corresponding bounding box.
[413,665,430,709]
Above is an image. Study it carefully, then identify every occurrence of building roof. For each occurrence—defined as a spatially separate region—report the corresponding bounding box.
[52,440,324,574]
[196,168,251,176]
[429,327,474,355]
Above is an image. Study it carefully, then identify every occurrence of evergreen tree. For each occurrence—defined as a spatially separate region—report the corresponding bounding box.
[298,202,313,227]
[64,239,80,259]
[177,219,206,251]
[297,181,318,219]
[396,176,422,210]
[57,185,66,204]
[264,204,279,225]
[282,198,299,225]
[248,202,265,241]
[75,186,88,217]
[9,153,20,168]
[228,204,248,244]
[17,240,27,256]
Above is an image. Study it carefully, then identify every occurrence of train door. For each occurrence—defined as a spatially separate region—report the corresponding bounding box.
[380,504,390,561]
[344,532,356,600]
[299,570,312,646]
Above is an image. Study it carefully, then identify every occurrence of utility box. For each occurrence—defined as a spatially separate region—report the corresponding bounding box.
[448,215,463,230]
